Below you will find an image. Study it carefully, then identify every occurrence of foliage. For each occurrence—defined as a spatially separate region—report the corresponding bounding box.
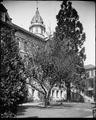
[51,0,86,101]
[0,24,28,118]
[24,46,59,106]
[53,0,86,85]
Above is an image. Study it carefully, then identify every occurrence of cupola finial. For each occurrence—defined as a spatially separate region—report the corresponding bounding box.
[36,0,38,9]
[29,0,46,38]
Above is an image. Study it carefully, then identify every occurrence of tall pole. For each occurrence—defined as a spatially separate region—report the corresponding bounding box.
[36,0,38,9]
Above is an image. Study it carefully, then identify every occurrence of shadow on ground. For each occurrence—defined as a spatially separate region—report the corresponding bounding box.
[17,106,27,116]
[17,106,39,118]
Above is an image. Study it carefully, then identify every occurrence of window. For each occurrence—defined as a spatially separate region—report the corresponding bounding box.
[61,91,63,97]
[32,89,35,97]
[52,90,54,97]
[41,28,43,35]
[86,71,89,78]
[38,27,41,34]
[56,90,59,97]
[31,28,33,33]
[19,40,24,52]
[36,27,38,33]
[91,70,94,77]
[36,20,38,23]
[33,28,35,33]
[88,79,94,88]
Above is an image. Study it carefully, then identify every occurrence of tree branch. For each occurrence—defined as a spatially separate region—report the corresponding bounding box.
[26,82,45,95]
[30,77,47,95]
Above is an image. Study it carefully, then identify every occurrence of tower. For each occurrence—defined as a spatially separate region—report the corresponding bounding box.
[29,7,46,38]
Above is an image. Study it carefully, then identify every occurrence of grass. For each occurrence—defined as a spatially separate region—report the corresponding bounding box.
[16,102,93,118]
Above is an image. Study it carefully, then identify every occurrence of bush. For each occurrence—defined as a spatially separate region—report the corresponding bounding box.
[0,23,28,118]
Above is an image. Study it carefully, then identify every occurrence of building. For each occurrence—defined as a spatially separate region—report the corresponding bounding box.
[84,64,96,98]
[1,2,95,103]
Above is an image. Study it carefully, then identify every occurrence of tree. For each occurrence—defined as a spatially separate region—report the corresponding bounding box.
[0,23,28,118]
[53,0,86,101]
[24,46,60,107]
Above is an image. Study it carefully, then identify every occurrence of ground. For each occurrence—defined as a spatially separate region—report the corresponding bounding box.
[16,102,94,118]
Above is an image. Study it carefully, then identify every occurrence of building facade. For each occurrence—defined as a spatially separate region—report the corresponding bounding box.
[84,64,96,98]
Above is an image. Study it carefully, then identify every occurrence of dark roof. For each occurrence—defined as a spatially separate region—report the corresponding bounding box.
[0,3,7,12]
[84,64,95,70]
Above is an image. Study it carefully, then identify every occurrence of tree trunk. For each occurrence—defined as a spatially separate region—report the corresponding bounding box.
[44,95,50,107]
[44,89,52,107]
[65,82,71,102]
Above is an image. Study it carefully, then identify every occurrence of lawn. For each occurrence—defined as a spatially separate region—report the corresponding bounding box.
[16,102,94,118]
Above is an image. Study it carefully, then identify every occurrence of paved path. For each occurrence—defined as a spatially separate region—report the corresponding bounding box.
[16,102,94,118]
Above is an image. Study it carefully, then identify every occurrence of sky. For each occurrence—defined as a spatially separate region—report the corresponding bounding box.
[3,1,95,66]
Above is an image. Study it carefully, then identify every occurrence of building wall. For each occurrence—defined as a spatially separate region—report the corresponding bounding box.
[14,30,47,102]
[84,67,96,98]
[15,31,46,56]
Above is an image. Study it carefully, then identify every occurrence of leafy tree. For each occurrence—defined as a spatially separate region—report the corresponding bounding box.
[24,46,60,107]
[53,0,86,101]
[0,23,28,118]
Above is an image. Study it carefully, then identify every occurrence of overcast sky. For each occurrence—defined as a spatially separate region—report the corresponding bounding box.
[3,1,95,66]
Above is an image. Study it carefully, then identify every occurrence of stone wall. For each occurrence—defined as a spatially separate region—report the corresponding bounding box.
[14,29,48,102]
[15,30,46,58]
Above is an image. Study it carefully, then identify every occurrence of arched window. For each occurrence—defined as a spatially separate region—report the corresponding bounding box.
[56,90,59,97]
[32,89,35,97]
[19,40,24,52]
[41,27,43,35]
[52,90,54,97]
[36,27,38,33]
[61,91,63,97]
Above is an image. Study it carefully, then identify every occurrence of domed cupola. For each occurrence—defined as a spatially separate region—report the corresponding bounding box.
[29,8,46,37]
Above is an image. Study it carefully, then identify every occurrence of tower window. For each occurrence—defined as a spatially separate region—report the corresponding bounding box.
[38,27,41,34]
[41,28,43,35]
[36,27,38,33]
[31,28,33,33]
[91,70,94,77]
